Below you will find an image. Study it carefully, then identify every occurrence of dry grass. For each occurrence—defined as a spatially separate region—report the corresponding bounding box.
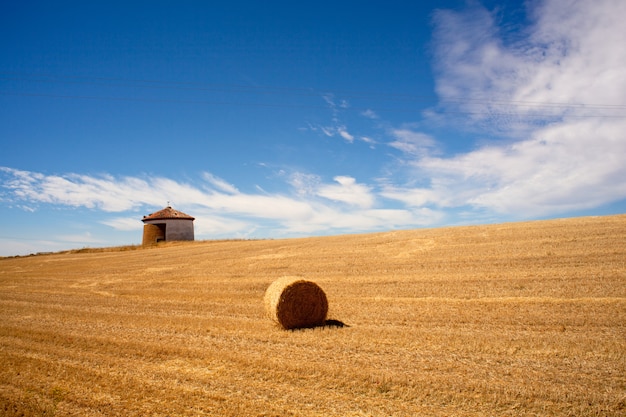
[1,215,625,416]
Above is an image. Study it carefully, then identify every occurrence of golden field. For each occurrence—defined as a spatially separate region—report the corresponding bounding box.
[1,214,625,416]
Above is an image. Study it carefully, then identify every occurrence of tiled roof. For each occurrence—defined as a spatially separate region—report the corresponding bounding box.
[142,206,195,222]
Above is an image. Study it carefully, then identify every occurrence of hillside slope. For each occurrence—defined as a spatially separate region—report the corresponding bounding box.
[1,215,625,416]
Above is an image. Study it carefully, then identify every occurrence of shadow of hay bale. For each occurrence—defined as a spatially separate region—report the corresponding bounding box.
[323,319,349,328]
[286,319,350,332]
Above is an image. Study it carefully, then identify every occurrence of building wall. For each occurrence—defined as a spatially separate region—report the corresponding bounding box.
[163,219,195,241]
[142,219,194,244]
[142,223,165,245]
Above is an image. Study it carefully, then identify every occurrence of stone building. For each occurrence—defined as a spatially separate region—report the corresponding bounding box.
[141,206,195,245]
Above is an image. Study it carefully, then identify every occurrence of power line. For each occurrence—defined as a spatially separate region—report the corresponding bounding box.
[3,71,625,108]
[1,90,624,119]
[1,71,625,117]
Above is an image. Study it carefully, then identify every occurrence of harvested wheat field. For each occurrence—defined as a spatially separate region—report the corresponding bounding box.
[1,215,625,416]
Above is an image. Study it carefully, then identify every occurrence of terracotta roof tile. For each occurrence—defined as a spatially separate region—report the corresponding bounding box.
[142,206,195,222]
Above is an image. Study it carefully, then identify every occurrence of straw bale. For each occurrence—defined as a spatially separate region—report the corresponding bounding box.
[264,276,328,330]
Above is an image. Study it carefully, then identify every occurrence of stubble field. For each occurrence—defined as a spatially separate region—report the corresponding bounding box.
[1,214,625,416]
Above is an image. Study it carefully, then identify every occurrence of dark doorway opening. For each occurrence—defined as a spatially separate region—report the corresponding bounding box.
[155,223,166,242]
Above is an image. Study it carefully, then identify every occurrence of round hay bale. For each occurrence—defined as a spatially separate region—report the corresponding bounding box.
[264,276,328,330]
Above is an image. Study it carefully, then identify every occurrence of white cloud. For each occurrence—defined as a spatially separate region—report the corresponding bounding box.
[362,109,379,119]
[316,176,374,208]
[288,172,321,197]
[517,0,626,108]
[101,217,143,231]
[388,129,438,157]
[57,232,104,244]
[380,186,444,208]
[282,207,442,234]
[202,172,239,194]
[311,123,358,144]
[386,0,626,218]
[320,126,334,137]
[313,124,374,146]
[430,0,626,135]
[205,192,315,221]
[0,168,160,211]
[1,167,441,241]
[313,94,366,144]
[338,127,354,143]
[388,118,626,217]
[193,214,252,237]
[463,119,626,215]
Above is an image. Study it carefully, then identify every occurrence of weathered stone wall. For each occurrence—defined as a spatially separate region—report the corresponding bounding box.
[142,223,165,245]
[142,219,194,244]
[164,219,194,241]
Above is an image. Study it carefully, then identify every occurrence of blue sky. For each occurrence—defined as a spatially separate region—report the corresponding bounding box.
[1,0,625,256]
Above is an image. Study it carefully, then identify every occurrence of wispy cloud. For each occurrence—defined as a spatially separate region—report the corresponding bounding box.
[0,167,440,239]
[430,0,626,128]
[310,94,375,145]
[316,176,374,208]
[337,127,354,143]
[388,129,438,157]
[361,109,379,120]
[101,217,143,231]
[383,0,626,218]
[322,93,349,114]
[202,172,239,194]
[288,173,375,209]
[0,168,159,211]
[57,232,104,244]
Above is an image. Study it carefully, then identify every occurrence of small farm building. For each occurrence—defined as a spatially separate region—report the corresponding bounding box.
[141,206,195,245]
